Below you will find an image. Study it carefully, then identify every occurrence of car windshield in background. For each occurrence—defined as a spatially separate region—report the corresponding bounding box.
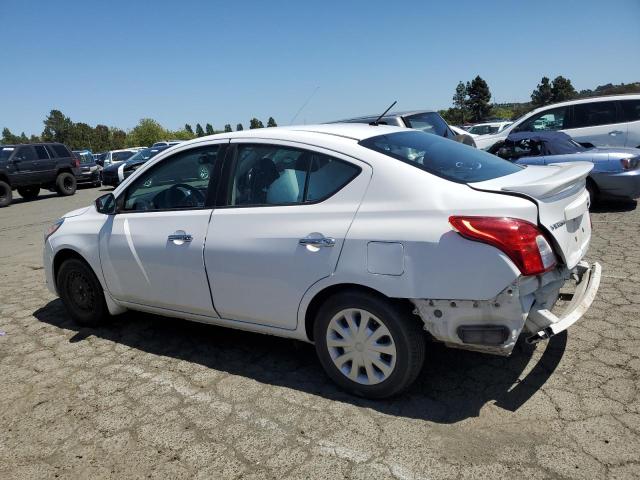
[113,151,135,162]
[404,112,451,138]
[78,153,93,164]
[468,125,500,135]
[359,130,522,183]
[125,147,166,165]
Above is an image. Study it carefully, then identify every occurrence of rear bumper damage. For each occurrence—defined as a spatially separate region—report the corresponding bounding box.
[410,261,601,355]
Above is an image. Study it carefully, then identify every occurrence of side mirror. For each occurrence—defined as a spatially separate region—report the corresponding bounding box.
[95,193,117,215]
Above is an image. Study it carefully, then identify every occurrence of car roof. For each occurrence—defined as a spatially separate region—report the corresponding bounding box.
[529,94,640,114]
[332,110,437,123]
[195,123,408,142]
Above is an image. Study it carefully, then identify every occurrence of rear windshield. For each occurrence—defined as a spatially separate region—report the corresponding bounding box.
[359,130,523,183]
[113,151,135,162]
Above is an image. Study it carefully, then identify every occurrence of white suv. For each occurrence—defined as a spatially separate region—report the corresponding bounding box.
[475,95,640,150]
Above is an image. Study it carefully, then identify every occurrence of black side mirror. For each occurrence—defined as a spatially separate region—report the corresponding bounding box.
[95,193,117,214]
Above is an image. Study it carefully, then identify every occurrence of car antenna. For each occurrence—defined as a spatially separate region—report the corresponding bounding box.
[369,101,397,126]
[290,86,320,125]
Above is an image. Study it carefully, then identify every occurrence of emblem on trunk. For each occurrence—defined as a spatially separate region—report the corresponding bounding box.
[550,220,566,231]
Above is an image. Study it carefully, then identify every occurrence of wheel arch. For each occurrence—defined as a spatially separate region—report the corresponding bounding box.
[302,282,417,342]
[53,248,93,289]
[0,173,11,186]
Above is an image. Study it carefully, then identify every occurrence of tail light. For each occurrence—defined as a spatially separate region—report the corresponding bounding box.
[73,155,80,168]
[620,158,639,170]
[449,216,557,276]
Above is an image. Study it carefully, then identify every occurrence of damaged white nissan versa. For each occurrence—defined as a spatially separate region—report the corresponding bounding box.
[43,124,601,398]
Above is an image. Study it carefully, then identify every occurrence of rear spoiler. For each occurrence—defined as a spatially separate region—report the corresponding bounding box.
[470,162,593,199]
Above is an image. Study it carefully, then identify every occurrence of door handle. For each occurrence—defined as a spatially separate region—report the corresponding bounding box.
[609,130,624,135]
[299,236,335,247]
[168,231,193,244]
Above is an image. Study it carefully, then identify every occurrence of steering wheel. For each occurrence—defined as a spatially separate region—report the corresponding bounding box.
[163,183,206,208]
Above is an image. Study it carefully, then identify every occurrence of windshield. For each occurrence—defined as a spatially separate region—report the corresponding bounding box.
[404,112,453,138]
[124,147,165,165]
[359,130,522,183]
[112,151,135,162]
[468,125,500,135]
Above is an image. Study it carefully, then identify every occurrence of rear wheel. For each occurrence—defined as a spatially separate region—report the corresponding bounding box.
[17,186,40,200]
[314,291,426,398]
[55,172,77,196]
[57,258,109,327]
[0,180,12,207]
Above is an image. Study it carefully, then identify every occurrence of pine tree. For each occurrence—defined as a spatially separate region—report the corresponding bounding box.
[531,77,553,107]
[224,124,232,133]
[249,118,264,129]
[195,123,205,137]
[551,76,577,103]
[236,123,244,131]
[466,76,492,122]
[205,123,214,135]
[185,124,194,135]
[267,117,277,127]
[452,81,468,124]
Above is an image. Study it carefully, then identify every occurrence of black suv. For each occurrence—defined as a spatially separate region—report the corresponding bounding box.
[0,143,81,207]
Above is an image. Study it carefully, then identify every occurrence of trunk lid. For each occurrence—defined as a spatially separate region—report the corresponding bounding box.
[469,162,593,269]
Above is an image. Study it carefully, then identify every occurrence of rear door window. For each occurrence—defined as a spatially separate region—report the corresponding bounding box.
[571,101,618,128]
[359,130,522,183]
[620,99,640,122]
[34,145,49,159]
[52,144,71,157]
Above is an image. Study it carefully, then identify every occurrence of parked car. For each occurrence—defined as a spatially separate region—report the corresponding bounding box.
[0,143,79,207]
[101,149,138,168]
[152,140,183,147]
[102,145,169,187]
[94,152,107,166]
[332,110,477,147]
[489,131,640,203]
[44,124,600,398]
[467,121,512,136]
[475,95,640,150]
[449,125,474,137]
[73,150,101,187]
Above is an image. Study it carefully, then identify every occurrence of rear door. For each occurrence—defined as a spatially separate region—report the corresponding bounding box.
[470,162,593,269]
[567,100,626,147]
[619,98,640,148]
[33,145,53,180]
[204,140,371,329]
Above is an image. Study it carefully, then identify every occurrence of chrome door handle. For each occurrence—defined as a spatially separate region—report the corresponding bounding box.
[299,237,336,247]
[168,232,193,243]
[609,130,624,135]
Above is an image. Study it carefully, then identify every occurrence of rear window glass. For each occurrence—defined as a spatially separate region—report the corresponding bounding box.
[34,145,49,159]
[52,144,71,157]
[572,101,618,128]
[359,130,522,183]
[404,112,452,137]
[113,151,135,162]
[1,147,15,161]
[620,99,640,122]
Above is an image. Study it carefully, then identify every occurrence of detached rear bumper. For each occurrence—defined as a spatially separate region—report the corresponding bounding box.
[525,261,601,344]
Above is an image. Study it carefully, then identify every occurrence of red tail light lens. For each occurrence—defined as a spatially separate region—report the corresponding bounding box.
[449,216,557,276]
[74,156,80,168]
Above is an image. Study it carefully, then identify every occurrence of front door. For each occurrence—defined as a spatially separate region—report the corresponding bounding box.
[99,142,225,316]
[10,145,38,186]
[204,140,371,329]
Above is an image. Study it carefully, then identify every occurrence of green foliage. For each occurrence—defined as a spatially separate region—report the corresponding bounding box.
[579,82,640,97]
[249,118,264,129]
[236,123,244,131]
[184,124,194,134]
[2,127,21,144]
[550,76,577,103]
[111,128,127,149]
[224,124,232,133]
[466,76,492,122]
[205,123,215,135]
[195,123,205,137]
[126,119,166,147]
[451,81,469,124]
[42,110,73,143]
[531,76,553,107]
[489,105,515,120]
[267,117,277,127]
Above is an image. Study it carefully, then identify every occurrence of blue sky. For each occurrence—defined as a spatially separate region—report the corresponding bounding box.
[1,0,639,135]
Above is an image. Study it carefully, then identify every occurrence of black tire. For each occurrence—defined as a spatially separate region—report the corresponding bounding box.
[586,180,598,209]
[314,290,426,398]
[55,172,77,196]
[17,186,40,200]
[57,258,109,327]
[0,180,12,207]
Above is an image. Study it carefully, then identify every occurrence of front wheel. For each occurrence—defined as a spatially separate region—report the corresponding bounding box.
[314,291,426,398]
[0,180,12,207]
[57,258,109,327]
[55,172,77,196]
[17,186,40,200]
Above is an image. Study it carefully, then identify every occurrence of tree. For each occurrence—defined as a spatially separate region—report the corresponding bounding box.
[205,123,214,135]
[452,81,468,124]
[466,76,492,122]
[69,122,94,149]
[551,76,577,103]
[267,117,277,127]
[195,123,205,137]
[185,124,194,135]
[236,123,244,131]
[127,118,166,147]
[531,76,553,107]
[249,118,264,129]
[42,110,73,144]
[224,124,232,133]
[93,125,111,152]
[111,128,127,149]
[1,127,20,144]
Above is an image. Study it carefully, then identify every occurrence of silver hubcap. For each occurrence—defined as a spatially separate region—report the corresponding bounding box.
[326,308,397,385]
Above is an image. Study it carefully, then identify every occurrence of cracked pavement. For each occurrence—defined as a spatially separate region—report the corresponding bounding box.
[0,186,639,479]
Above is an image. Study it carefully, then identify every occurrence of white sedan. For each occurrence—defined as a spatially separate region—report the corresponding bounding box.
[43,124,601,398]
